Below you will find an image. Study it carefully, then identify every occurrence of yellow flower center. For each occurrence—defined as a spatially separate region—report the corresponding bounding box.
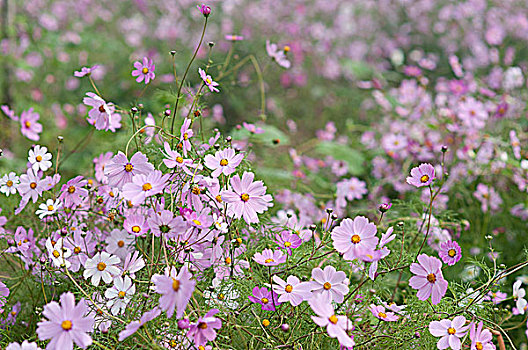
[220,159,229,166]
[142,67,149,74]
[447,327,456,335]
[117,240,125,248]
[284,241,291,247]
[61,320,72,330]
[118,291,126,299]
[198,322,208,329]
[351,234,361,244]
[52,250,60,258]
[36,155,43,162]
[142,183,152,191]
[206,78,212,85]
[217,293,225,300]
[261,298,269,304]
[97,262,107,271]
[323,282,332,290]
[132,226,141,233]
[264,258,274,264]
[192,186,201,195]
[109,191,115,197]
[378,312,387,319]
[328,315,338,324]
[420,174,429,183]
[475,342,483,350]
[183,133,189,140]
[241,193,250,202]
[215,194,222,202]
[427,273,436,283]
[172,278,180,292]
[262,319,270,327]
[192,219,202,226]
[125,163,133,172]
[47,205,54,211]
[74,247,81,254]
[30,182,37,189]
[283,45,291,52]
[25,121,31,128]
[448,249,456,257]
[225,257,232,264]
[6,180,13,187]
[170,340,178,348]
[285,284,293,293]
[176,156,183,163]
[68,186,76,193]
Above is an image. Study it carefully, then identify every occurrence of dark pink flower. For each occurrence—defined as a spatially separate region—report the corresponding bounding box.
[438,241,461,266]
[59,176,88,208]
[248,286,280,311]
[188,309,222,346]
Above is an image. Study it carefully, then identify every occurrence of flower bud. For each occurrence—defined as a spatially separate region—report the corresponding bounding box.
[379,202,392,213]
[281,323,290,332]
[198,4,211,17]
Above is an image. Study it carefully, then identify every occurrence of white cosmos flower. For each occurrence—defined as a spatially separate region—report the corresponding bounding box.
[513,280,527,314]
[35,199,61,219]
[105,228,134,260]
[83,252,121,286]
[213,213,228,233]
[0,172,19,196]
[105,276,135,315]
[45,237,71,268]
[28,145,52,172]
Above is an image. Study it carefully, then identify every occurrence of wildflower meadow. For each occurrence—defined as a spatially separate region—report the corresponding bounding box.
[2,1,528,349]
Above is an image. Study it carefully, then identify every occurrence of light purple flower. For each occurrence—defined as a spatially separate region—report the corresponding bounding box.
[310,266,349,303]
[221,172,273,224]
[409,254,448,305]
[266,40,291,69]
[331,216,378,261]
[83,92,116,131]
[6,340,41,350]
[20,108,42,141]
[406,163,435,187]
[368,304,399,322]
[179,118,194,156]
[162,141,198,175]
[132,57,155,84]
[204,148,243,177]
[17,168,44,204]
[336,177,367,207]
[59,176,88,208]
[199,68,219,92]
[473,184,502,212]
[308,295,354,347]
[438,241,462,266]
[428,316,469,350]
[104,151,154,189]
[74,65,98,77]
[0,280,9,313]
[36,292,94,350]
[152,266,195,318]
[272,275,312,306]
[274,231,303,255]
[253,249,286,266]
[122,170,168,206]
[124,214,149,236]
[147,209,183,238]
[248,286,280,311]
[469,321,494,350]
[187,309,222,346]
[242,122,264,134]
[118,308,161,341]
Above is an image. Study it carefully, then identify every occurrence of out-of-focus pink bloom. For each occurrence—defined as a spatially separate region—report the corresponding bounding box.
[266,40,291,69]
[74,65,99,77]
[152,266,195,319]
[20,108,42,141]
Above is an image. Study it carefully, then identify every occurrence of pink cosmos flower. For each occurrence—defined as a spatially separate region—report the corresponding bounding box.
[309,266,349,303]
[122,170,168,206]
[180,118,194,156]
[132,57,155,84]
[266,40,291,69]
[20,108,42,141]
[473,183,502,212]
[147,209,184,238]
[368,304,399,322]
[336,177,367,207]
[199,68,219,92]
[104,151,154,189]
[457,97,488,129]
[409,254,448,305]
[204,148,244,177]
[152,266,195,319]
[331,216,379,261]
[74,65,98,77]
[428,316,469,350]
[188,309,222,346]
[17,168,45,203]
[1,105,18,121]
[36,292,94,350]
[406,163,435,187]
[0,280,9,313]
[197,4,211,17]
[274,230,303,255]
[253,249,286,266]
[221,172,273,224]
[124,214,148,236]
[59,176,88,208]
[469,321,494,350]
[93,151,113,183]
[438,240,462,266]
[272,275,312,306]
[242,122,264,134]
[484,290,507,304]
[225,34,244,41]
[248,286,280,311]
[83,92,116,131]
[162,142,198,175]
[308,295,355,347]
[118,308,161,341]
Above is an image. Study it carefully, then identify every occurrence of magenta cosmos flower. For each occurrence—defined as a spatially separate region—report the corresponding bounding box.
[272,275,312,306]
[36,292,94,350]
[20,108,42,141]
[253,249,286,266]
[248,286,280,311]
[199,68,219,92]
[204,148,244,178]
[438,240,462,266]
[132,57,155,84]
[308,295,354,347]
[197,4,211,17]
[187,309,222,346]
[409,254,448,305]
[122,170,168,206]
[428,316,468,350]
[331,216,378,261]
[406,163,435,187]
[310,266,349,303]
[152,266,195,318]
[368,304,399,322]
[104,151,154,189]
[222,172,273,224]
